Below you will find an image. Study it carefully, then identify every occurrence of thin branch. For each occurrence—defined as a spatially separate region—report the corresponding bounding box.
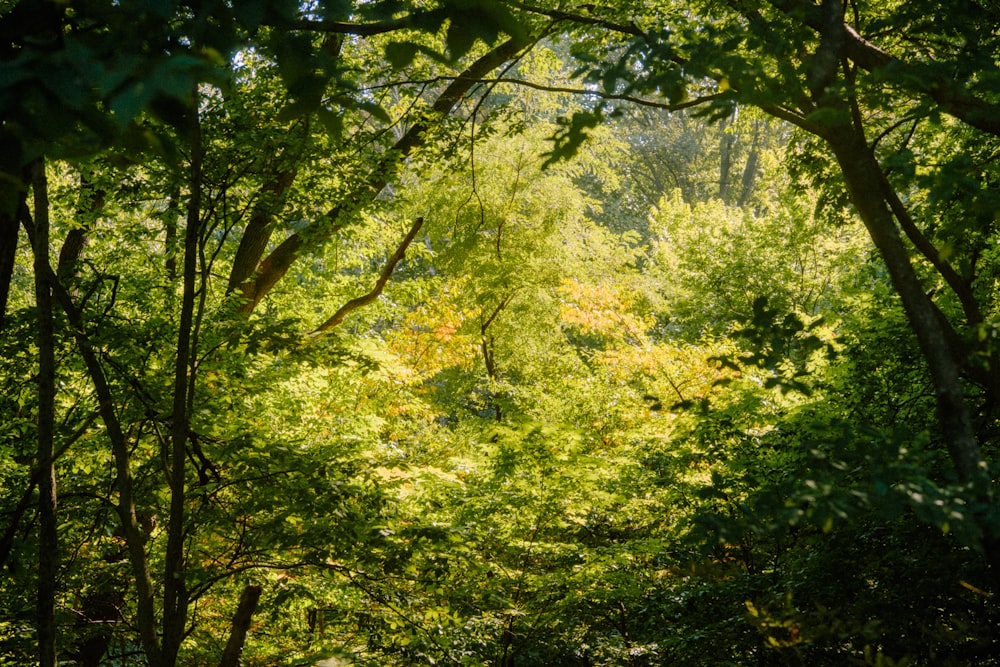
[877,171,980,325]
[331,73,715,123]
[310,217,424,335]
[512,2,644,36]
[481,293,513,334]
[288,17,417,36]
[870,115,920,153]
[757,102,821,135]
[0,411,99,569]
[482,77,725,110]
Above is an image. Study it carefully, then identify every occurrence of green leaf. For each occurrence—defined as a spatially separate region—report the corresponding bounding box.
[233,0,267,28]
[316,106,344,140]
[357,101,391,124]
[385,41,419,70]
[445,18,477,62]
[110,82,154,129]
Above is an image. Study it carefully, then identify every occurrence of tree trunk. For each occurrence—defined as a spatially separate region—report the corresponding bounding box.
[821,119,1000,582]
[56,168,104,287]
[20,188,164,667]
[718,113,735,203]
[218,585,262,667]
[61,291,163,665]
[480,295,512,424]
[823,123,984,481]
[164,187,181,282]
[162,101,204,667]
[736,122,760,208]
[30,157,59,667]
[756,0,1000,580]
[0,191,22,330]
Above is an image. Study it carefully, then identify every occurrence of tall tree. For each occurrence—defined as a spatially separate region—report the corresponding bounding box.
[0,1,533,664]
[528,0,1000,578]
[28,157,57,667]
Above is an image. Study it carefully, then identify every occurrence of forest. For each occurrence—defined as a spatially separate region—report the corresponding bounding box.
[2,1,1000,665]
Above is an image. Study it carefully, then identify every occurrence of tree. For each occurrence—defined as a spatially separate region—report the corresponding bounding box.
[529,0,1000,580]
[0,1,533,664]
[5,1,1000,663]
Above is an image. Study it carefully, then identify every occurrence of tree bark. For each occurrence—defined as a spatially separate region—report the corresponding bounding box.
[823,122,984,481]
[30,157,59,667]
[0,191,22,330]
[217,585,262,667]
[161,101,204,667]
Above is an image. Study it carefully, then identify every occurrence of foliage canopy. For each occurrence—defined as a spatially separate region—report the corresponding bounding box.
[2,1,1000,665]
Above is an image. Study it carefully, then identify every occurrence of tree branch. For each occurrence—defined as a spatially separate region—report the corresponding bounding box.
[217,585,262,667]
[482,77,725,110]
[512,2,644,36]
[765,0,1000,137]
[225,165,298,295]
[237,37,528,313]
[289,17,420,36]
[310,217,424,335]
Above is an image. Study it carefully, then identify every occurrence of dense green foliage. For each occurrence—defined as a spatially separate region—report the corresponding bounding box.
[2,1,1000,665]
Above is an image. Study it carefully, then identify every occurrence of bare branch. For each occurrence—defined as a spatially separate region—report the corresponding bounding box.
[481,77,725,110]
[310,217,424,335]
[289,17,417,36]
